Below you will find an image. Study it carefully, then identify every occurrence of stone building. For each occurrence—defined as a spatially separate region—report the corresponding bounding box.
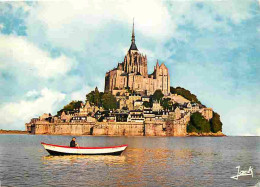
[201,108,213,121]
[105,21,170,96]
[60,111,73,122]
[39,113,51,121]
[78,101,101,116]
[117,93,142,110]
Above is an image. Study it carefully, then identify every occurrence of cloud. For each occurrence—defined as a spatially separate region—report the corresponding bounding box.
[25,0,174,51]
[0,23,4,31]
[166,0,254,31]
[206,0,254,24]
[6,0,256,52]
[0,34,74,78]
[0,88,66,130]
[70,85,95,101]
[0,2,33,14]
[26,90,39,97]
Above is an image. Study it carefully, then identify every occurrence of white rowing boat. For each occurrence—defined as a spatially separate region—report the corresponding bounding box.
[41,142,128,156]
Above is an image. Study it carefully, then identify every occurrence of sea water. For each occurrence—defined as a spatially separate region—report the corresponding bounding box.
[0,135,259,186]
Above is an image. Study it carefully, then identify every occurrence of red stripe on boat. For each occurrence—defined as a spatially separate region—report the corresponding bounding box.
[41,142,128,149]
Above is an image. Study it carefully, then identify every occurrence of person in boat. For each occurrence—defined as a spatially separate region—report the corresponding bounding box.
[70,137,78,147]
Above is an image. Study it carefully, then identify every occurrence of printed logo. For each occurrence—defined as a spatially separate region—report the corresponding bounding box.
[231,166,253,180]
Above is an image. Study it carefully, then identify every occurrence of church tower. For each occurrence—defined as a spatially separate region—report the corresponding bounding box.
[104,20,170,96]
[123,20,148,77]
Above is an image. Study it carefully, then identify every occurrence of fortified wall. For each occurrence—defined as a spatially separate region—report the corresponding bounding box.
[26,120,188,137]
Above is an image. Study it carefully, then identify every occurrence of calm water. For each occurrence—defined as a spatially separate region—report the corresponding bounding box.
[0,135,259,187]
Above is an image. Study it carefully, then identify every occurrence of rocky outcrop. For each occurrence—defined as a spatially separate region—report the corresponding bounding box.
[187,131,226,137]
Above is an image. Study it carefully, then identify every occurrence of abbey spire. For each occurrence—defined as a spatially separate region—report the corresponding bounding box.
[129,19,138,51]
[131,19,135,43]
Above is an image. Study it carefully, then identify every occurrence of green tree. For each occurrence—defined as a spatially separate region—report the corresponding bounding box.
[187,124,198,133]
[210,112,223,132]
[93,87,101,106]
[86,91,95,103]
[172,103,180,109]
[86,87,103,107]
[143,101,152,108]
[152,89,164,102]
[161,98,172,110]
[188,112,211,133]
[101,92,117,110]
[170,86,201,104]
[57,100,83,116]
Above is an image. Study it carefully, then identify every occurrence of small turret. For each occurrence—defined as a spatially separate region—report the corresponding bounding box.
[156,60,159,68]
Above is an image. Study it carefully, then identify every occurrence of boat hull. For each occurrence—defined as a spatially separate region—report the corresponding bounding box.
[41,142,127,156]
[45,149,124,156]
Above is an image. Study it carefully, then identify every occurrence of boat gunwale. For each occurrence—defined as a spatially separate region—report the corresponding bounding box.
[41,142,128,149]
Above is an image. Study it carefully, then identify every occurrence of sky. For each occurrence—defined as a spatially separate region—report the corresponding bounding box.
[0,0,259,136]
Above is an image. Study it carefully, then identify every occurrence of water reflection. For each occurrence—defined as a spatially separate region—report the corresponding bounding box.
[40,147,218,186]
[42,154,126,165]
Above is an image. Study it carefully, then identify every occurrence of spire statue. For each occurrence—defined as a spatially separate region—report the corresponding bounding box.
[131,18,135,43]
[129,18,138,51]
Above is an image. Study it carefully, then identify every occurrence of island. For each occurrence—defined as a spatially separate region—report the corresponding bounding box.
[25,22,224,137]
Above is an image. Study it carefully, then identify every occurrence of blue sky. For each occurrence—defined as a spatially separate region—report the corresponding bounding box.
[0,1,259,135]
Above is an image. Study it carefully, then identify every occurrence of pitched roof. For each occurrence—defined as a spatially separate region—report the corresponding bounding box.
[129,42,138,51]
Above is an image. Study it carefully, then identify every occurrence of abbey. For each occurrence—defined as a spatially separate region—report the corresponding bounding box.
[105,22,170,96]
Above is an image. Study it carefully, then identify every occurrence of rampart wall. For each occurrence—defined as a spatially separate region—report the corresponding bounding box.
[28,120,187,136]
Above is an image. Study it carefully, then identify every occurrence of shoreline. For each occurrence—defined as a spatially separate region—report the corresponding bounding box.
[0,130,28,135]
[187,131,226,137]
[1,130,226,137]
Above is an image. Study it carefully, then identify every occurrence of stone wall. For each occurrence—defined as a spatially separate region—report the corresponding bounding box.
[145,121,167,136]
[172,124,187,136]
[34,122,95,135]
[93,122,144,136]
[30,120,187,136]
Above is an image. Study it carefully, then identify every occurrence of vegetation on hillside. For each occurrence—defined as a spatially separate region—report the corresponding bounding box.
[57,87,118,116]
[143,101,152,108]
[187,112,211,133]
[161,98,172,110]
[86,87,103,107]
[187,112,223,133]
[57,100,83,116]
[101,92,117,110]
[86,87,117,110]
[152,89,164,101]
[170,86,201,104]
[210,112,223,133]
